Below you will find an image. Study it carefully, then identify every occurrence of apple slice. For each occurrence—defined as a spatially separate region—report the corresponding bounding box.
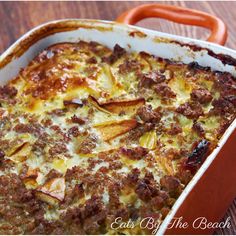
[101,98,145,115]
[158,156,175,176]
[35,177,65,205]
[139,130,157,150]
[94,119,137,141]
[88,95,145,115]
[22,168,39,180]
[63,98,84,108]
[22,168,39,188]
[7,142,32,163]
[0,108,8,118]
[88,95,112,114]
[102,64,124,91]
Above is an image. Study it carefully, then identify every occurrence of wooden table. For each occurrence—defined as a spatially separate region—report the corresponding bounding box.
[0,1,235,234]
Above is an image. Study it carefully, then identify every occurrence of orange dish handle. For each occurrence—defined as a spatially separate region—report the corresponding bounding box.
[116,4,227,45]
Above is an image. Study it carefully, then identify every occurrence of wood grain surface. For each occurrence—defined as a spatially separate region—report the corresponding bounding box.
[0,1,235,235]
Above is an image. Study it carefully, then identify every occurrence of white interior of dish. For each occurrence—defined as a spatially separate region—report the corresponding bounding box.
[0,19,235,235]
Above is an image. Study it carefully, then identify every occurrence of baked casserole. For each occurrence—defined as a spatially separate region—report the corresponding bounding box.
[0,41,235,234]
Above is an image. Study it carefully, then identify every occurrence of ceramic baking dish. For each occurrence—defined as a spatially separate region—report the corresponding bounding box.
[0,4,235,235]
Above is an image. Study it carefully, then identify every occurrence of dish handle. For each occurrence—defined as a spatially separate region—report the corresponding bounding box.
[116,4,227,45]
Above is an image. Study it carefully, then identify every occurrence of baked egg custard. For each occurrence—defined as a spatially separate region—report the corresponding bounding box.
[0,41,235,234]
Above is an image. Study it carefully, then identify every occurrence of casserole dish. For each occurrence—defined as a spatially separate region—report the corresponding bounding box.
[0,4,235,235]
